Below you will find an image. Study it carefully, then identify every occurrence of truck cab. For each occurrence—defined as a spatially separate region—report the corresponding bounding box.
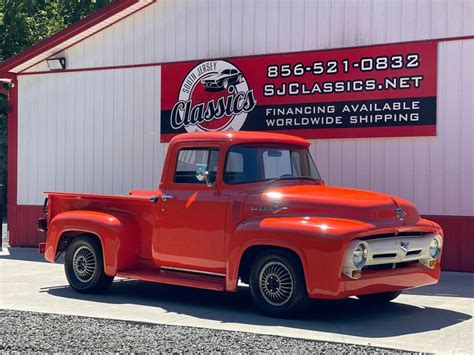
[39,131,443,317]
[154,132,322,276]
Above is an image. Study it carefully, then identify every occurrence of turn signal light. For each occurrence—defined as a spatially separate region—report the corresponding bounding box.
[352,270,362,279]
[429,259,437,268]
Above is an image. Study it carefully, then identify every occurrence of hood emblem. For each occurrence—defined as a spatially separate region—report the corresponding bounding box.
[396,207,407,221]
[395,241,410,253]
[251,201,288,214]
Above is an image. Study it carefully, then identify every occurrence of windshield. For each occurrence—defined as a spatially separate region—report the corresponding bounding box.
[224,144,321,184]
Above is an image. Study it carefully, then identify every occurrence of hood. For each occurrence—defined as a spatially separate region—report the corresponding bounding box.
[243,184,420,228]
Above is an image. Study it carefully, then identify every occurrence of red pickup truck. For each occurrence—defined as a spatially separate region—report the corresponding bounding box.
[38,131,443,317]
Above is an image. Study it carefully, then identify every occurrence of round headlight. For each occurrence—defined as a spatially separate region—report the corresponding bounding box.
[429,238,441,258]
[352,243,368,268]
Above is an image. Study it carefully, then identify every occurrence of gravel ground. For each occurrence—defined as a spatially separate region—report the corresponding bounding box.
[0,309,410,353]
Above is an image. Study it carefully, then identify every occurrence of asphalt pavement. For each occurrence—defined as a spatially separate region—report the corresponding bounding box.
[0,247,473,353]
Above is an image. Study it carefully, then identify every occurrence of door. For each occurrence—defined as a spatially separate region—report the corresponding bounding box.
[153,147,228,275]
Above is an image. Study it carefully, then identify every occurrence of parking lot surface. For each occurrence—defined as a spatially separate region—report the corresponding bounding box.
[1,247,473,353]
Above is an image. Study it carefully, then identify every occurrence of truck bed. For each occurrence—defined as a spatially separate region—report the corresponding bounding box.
[46,191,158,261]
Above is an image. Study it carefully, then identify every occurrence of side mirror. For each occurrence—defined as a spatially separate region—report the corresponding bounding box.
[196,167,211,186]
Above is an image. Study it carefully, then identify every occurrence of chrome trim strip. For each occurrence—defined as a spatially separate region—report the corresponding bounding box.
[161,266,225,277]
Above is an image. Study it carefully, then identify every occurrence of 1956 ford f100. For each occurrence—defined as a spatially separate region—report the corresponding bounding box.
[38,131,443,317]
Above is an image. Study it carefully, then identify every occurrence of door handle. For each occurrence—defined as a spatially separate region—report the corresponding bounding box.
[160,194,175,202]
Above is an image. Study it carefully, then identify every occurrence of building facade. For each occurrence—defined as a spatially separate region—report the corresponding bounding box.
[1,0,473,271]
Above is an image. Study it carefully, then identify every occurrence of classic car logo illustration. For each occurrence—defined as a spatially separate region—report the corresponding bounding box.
[170,60,257,133]
[201,68,244,91]
[395,207,407,221]
[395,241,411,253]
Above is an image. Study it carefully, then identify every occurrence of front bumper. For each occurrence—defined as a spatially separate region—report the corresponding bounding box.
[342,262,440,298]
[305,227,442,299]
[308,262,440,299]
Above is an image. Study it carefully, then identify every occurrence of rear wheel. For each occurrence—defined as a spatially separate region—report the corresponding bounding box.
[357,291,402,304]
[64,236,114,293]
[249,250,308,317]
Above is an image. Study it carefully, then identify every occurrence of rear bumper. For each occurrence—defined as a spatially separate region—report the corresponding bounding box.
[309,263,440,299]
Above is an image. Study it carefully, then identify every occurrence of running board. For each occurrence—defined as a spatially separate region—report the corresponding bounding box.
[116,269,226,291]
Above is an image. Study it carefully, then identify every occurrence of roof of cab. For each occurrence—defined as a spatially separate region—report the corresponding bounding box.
[169,131,310,147]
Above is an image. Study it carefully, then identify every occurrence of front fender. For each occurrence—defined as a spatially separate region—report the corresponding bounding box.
[46,210,139,276]
[226,216,373,295]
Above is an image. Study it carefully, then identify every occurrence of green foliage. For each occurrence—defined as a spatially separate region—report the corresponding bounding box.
[0,0,111,211]
[61,0,112,25]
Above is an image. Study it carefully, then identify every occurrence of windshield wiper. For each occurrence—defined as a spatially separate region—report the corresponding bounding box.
[266,176,321,185]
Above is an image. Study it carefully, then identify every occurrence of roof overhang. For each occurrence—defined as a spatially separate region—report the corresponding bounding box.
[0,0,155,74]
[0,72,16,81]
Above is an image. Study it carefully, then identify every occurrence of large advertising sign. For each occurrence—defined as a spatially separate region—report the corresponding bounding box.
[161,42,437,142]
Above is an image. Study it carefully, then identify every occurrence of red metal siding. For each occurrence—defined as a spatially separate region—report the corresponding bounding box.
[423,215,474,272]
[7,206,473,273]
[8,205,45,247]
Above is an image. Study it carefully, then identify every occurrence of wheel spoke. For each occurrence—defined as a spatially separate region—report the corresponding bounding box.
[258,261,294,307]
[72,245,97,283]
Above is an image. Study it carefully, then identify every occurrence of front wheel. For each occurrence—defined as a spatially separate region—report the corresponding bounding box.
[249,250,308,317]
[357,291,402,304]
[64,236,114,293]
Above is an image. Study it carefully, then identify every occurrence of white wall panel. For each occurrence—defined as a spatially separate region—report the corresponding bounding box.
[23,0,473,73]
[17,66,164,205]
[17,0,474,217]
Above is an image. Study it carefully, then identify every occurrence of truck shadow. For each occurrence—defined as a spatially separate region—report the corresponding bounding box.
[0,247,49,263]
[43,279,471,338]
[404,271,474,299]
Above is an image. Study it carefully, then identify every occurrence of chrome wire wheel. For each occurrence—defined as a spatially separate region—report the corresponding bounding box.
[258,261,294,307]
[72,245,97,283]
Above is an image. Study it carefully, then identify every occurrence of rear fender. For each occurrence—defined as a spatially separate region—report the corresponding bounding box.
[46,210,139,276]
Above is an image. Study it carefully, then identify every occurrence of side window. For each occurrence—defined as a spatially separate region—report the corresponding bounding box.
[174,148,220,184]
